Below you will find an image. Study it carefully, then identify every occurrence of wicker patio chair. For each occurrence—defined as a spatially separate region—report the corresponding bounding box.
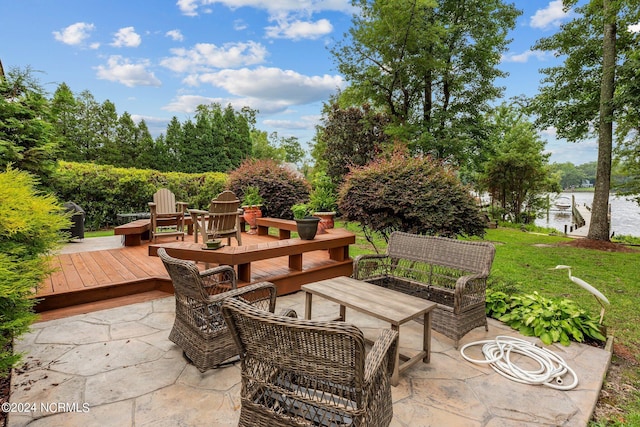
[158,248,291,372]
[221,297,399,427]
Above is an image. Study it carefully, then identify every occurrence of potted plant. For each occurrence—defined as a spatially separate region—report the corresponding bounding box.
[205,237,222,249]
[241,186,263,234]
[308,186,338,232]
[291,203,320,240]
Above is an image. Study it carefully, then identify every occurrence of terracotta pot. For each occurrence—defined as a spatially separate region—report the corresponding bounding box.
[242,206,262,234]
[314,212,336,233]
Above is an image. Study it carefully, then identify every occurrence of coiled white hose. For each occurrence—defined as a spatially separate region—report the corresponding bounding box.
[460,336,578,390]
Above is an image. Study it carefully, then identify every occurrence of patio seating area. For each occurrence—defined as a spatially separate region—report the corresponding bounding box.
[9,230,612,426]
[10,290,610,426]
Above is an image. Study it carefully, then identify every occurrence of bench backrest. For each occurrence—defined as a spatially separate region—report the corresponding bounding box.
[387,231,495,276]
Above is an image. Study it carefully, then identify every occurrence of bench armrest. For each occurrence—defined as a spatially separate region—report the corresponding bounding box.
[364,328,398,384]
[353,254,389,279]
[454,273,489,314]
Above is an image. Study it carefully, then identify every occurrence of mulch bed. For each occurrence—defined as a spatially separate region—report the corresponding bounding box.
[558,238,639,252]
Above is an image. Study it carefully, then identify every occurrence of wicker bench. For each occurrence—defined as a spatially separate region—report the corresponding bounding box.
[353,231,495,348]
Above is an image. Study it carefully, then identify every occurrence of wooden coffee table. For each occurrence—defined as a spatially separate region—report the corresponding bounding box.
[302,276,436,386]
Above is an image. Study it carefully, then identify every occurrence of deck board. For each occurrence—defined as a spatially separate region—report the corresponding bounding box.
[38,230,354,318]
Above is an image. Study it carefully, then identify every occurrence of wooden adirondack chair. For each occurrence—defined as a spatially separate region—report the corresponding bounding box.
[189,190,242,246]
[148,188,188,243]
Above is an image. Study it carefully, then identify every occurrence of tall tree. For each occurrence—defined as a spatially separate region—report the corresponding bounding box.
[251,130,284,161]
[0,66,58,182]
[316,102,391,186]
[530,0,640,241]
[50,83,82,162]
[480,104,559,223]
[332,0,519,168]
[134,120,157,170]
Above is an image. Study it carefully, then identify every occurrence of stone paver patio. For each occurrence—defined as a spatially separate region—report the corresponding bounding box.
[9,291,611,426]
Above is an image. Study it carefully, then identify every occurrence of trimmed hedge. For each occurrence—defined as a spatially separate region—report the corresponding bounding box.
[51,162,227,230]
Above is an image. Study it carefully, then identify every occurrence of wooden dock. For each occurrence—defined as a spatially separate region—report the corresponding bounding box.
[568,205,592,237]
[38,228,355,321]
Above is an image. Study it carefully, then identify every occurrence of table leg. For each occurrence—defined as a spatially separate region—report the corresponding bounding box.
[304,292,312,320]
[339,305,346,321]
[423,311,431,363]
[237,263,251,283]
[391,324,400,386]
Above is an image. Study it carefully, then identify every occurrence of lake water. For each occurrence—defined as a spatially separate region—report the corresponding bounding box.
[535,192,640,237]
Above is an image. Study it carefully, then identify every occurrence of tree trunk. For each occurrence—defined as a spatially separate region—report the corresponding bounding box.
[588,0,616,241]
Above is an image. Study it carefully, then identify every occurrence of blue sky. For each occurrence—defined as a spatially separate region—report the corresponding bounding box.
[1,0,621,165]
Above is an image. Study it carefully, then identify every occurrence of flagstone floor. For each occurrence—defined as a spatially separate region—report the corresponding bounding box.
[8,290,611,426]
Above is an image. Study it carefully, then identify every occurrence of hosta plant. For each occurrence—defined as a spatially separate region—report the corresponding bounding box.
[486,290,606,346]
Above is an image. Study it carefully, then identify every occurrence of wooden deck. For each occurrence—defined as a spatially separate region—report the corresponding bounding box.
[37,228,355,321]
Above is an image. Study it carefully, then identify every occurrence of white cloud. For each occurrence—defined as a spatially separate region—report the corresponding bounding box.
[234,19,248,31]
[160,41,268,72]
[263,115,320,130]
[95,55,161,87]
[530,0,569,30]
[165,29,185,41]
[265,18,333,40]
[111,27,142,47]
[163,67,343,115]
[191,66,344,105]
[629,23,640,33]
[502,50,551,63]
[177,0,200,16]
[53,22,95,46]
[164,93,294,115]
[177,0,353,16]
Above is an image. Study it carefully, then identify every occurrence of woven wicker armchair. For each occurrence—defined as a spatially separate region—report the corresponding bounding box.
[222,297,399,427]
[158,248,287,372]
[354,231,495,348]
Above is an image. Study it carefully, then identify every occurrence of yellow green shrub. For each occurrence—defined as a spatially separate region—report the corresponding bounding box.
[0,167,70,375]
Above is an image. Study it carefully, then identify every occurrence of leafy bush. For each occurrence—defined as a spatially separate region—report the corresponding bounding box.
[308,172,337,213]
[486,289,606,346]
[0,167,69,375]
[338,148,486,242]
[50,162,227,229]
[291,203,312,219]
[227,159,310,219]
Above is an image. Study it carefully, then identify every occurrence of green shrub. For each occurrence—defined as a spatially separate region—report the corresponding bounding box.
[486,289,606,346]
[227,159,310,219]
[50,162,227,229]
[291,203,312,219]
[308,172,337,213]
[338,148,487,242]
[0,167,69,375]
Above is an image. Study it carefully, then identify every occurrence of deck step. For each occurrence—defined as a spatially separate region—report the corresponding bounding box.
[35,289,174,322]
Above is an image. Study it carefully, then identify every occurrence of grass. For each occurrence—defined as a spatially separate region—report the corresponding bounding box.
[84,229,115,238]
